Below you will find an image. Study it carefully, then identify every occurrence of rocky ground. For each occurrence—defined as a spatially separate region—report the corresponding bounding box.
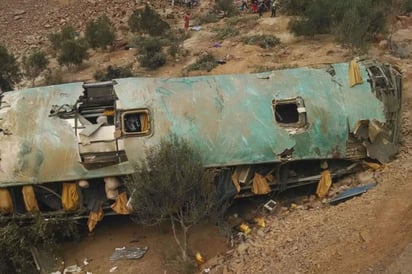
[1,1,412,274]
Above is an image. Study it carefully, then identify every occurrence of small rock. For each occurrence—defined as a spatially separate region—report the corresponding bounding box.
[237,243,249,255]
[256,229,265,238]
[359,230,372,243]
[378,40,388,49]
[356,170,375,184]
[14,10,26,16]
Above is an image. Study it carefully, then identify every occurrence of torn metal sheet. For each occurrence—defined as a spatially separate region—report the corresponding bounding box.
[329,183,377,205]
[109,246,148,261]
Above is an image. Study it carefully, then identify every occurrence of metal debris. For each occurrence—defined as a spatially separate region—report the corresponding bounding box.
[329,183,377,205]
[109,246,148,261]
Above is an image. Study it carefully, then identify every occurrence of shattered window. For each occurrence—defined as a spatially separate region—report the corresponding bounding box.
[272,97,307,127]
[122,109,151,135]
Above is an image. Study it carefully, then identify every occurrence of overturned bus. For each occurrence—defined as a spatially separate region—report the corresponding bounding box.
[0,59,402,223]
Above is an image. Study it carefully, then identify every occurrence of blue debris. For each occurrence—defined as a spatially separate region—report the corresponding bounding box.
[329,183,377,205]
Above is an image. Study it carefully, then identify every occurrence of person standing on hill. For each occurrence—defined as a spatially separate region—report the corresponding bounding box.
[271,0,278,17]
[184,12,190,31]
[241,0,248,11]
[258,0,264,16]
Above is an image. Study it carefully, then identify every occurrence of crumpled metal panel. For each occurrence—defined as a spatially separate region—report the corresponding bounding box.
[0,83,133,186]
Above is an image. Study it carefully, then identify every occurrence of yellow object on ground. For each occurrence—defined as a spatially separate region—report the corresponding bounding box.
[88,206,104,232]
[195,252,205,265]
[62,183,79,211]
[22,185,39,212]
[231,170,241,193]
[316,170,332,198]
[251,173,271,195]
[254,217,266,228]
[0,188,13,214]
[349,59,363,87]
[362,160,383,170]
[239,223,252,234]
[111,192,131,214]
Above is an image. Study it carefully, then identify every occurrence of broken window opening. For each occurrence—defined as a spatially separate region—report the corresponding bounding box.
[122,109,151,135]
[272,97,307,127]
[275,104,299,123]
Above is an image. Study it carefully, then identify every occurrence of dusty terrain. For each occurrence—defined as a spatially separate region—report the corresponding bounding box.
[1,0,412,274]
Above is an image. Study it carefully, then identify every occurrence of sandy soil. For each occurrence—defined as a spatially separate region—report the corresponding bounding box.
[1,1,412,274]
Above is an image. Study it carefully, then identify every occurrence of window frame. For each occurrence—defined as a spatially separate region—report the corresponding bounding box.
[272,97,307,128]
[120,108,152,137]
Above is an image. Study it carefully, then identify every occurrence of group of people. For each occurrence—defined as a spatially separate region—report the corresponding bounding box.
[241,0,279,17]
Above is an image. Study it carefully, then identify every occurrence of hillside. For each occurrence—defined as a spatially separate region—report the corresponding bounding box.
[1,0,412,274]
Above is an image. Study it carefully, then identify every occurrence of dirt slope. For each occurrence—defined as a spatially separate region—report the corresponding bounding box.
[1,1,412,274]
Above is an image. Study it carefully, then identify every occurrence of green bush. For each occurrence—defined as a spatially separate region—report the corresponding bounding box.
[288,0,332,37]
[226,14,259,28]
[44,68,64,85]
[128,5,170,36]
[48,25,77,50]
[0,218,79,273]
[215,0,239,17]
[94,64,134,81]
[240,35,281,48]
[333,0,387,49]
[405,0,412,12]
[85,15,115,49]
[282,0,309,15]
[138,37,167,69]
[23,50,49,84]
[125,136,217,262]
[0,44,20,91]
[197,13,220,24]
[187,53,217,72]
[57,38,89,67]
[213,26,240,40]
[287,0,389,49]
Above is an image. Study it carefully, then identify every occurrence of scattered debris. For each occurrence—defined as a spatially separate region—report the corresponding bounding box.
[83,258,90,266]
[329,183,377,205]
[239,223,251,234]
[212,42,221,48]
[191,26,202,31]
[109,266,118,273]
[63,264,82,274]
[254,217,265,228]
[263,199,277,212]
[109,246,148,261]
[195,252,206,266]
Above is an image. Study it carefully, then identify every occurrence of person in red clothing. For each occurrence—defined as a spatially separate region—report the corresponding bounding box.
[184,12,190,31]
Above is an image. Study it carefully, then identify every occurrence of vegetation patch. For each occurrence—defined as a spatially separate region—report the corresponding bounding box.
[85,15,115,49]
[137,37,167,69]
[48,25,77,51]
[0,44,20,91]
[23,49,49,85]
[57,38,89,67]
[213,26,240,40]
[286,0,390,49]
[214,0,239,17]
[128,5,170,36]
[186,53,218,72]
[196,12,220,25]
[125,136,217,264]
[225,14,259,28]
[94,64,135,81]
[0,218,79,273]
[240,35,281,49]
